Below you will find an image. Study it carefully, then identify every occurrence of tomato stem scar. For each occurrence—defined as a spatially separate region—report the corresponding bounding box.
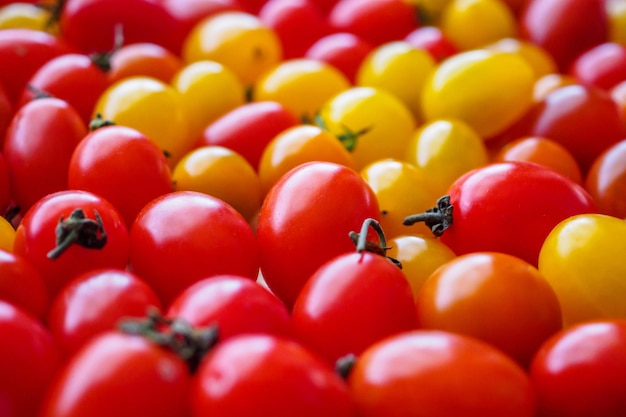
[403,195,453,237]
[47,208,107,260]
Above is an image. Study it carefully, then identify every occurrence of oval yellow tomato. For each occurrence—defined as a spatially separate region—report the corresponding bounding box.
[485,38,557,80]
[0,216,15,252]
[0,3,56,33]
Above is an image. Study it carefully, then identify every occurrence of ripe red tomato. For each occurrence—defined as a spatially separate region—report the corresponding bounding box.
[129,191,259,307]
[0,81,13,149]
[257,161,380,308]
[404,162,597,266]
[0,249,49,321]
[304,32,373,84]
[530,319,626,417]
[404,26,459,62]
[0,151,11,214]
[585,139,626,218]
[569,42,626,90]
[191,334,355,417]
[13,190,129,299]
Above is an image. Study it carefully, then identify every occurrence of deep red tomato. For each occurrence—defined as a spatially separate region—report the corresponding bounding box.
[403,161,597,266]
[68,125,173,229]
[0,81,13,149]
[347,330,537,417]
[0,249,48,321]
[3,97,87,212]
[47,268,162,359]
[404,26,459,62]
[257,161,380,308]
[0,300,61,417]
[129,191,259,307]
[569,42,626,90]
[191,334,355,417]
[0,151,10,215]
[13,190,129,299]
[38,331,190,417]
[199,101,301,171]
[530,319,626,417]
[585,139,626,218]
[167,274,291,340]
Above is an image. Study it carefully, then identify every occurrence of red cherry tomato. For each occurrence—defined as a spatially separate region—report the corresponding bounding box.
[304,32,373,84]
[0,249,48,321]
[0,81,13,149]
[0,151,11,214]
[404,26,459,62]
[569,42,626,90]
[585,139,626,218]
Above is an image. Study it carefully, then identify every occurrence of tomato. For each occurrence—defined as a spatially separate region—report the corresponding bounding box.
[253,58,350,122]
[13,190,129,299]
[347,330,537,417]
[440,0,517,51]
[107,42,184,84]
[520,0,609,72]
[417,252,562,367]
[39,332,190,417]
[166,274,291,339]
[0,151,11,214]
[422,49,535,139]
[68,125,174,229]
[317,86,417,170]
[0,249,48,321]
[404,26,458,62]
[291,218,417,363]
[0,2,56,33]
[484,37,558,80]
[191,334,355,417]
[532,73,579,102]
[538,213,626,326]
[0,216,15,252]
[172,145,262,222]
[403,162,597,266]
[3,97,87,213]
[569,42,626,90]
[607,0,626,44]
[0,300,61,417]
[304,32,373,84]
[129,191,259,307]
[257,161,380,308]
[530,319,626,417]
[585,140,626,218]
[199,100,300,171]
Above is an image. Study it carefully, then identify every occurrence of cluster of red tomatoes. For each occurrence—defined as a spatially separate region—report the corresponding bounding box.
[1,0,626,416]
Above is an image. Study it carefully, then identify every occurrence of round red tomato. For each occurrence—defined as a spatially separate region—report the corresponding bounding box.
[304,32,373,84]
[569,42,626,90]
[0,249,48,321]
[585,139,626,218]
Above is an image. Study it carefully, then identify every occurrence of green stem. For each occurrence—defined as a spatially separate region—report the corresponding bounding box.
[403,195,454,237]
[46,208,107,260]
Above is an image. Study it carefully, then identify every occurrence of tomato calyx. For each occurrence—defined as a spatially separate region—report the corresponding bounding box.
[26,84,53,100]
[88,24,125,72]
[119,308,219,373]
[335,352,357,379]
[312,114,372,152]
[403,195,454,237]
[349,217,402,269]
[47,208,108,260]
[89,113,116,131]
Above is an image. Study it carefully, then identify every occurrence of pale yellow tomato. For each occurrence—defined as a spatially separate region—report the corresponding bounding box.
[0,3,56,33]
[253,59,350,122]
[405,118,489,196]
[171,60,245,140]
[360,158,439,239]
[485,38,557,80]
[357,41,437,121]
[422,49,535,138]
[441,0,517,51]
[182,11,282,87]
[318,86,417,170]
[0,216,15,252]
[172,146,262,222]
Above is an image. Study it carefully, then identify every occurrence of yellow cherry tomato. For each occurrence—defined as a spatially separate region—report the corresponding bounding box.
[538,214,626,326]
[405,118,489,196]
[356,41,437,121]
[440,0,517,51]
[253,59,350,122]
[360,158,439,239]
[258,124,355,194]
[607,0,626,45]
[93,76,192,168]
[182,11,282,87]
[386,234,456,300]
[0,3,56,33]
[485,38,558,80]
[172,146,262,222]
[318,86,417,170]
[0,216,15,252]
[422,49,535,138]
[171,60,245,140]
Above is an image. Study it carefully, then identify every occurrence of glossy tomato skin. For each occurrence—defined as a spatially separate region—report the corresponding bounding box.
[585,139,626,218]
[404,26,458,62]
[348,330,537,417]
[569,42,626,90]
[0,249,49,321]
[530,319,626,417]
[13,190,129,299]
[191,334,355,417]
[257,161,380,308]
[304,32,373,84]
[292,251,417,364]
[426,162,597,266]
[129,191,259,307]
[0,151,11,215]
[0,300,61,417]
[39,332,190,417]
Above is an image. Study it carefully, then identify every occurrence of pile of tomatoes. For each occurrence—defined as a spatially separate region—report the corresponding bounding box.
[1,0,626,416]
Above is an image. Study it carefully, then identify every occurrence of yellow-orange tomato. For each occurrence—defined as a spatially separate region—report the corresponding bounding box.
[253,59,350,122]
[182,11,282,87]
[360,159,439,239]
[405,118,489,196]
[485,38,557,80]
[585,140,626,219]
[171,60,245,140]
[533,73,579,102]
[172,146,262,222]
[318,86,417,170]
[258,124,355,194]
[422,50,535,138]
[108,43,184,85]
[386,234,456,299]
[93,76,192,168]
[0,3,56,33]
[356,41,436,121]
[494,136,583,184]
[607,0,626,45]
[0,216,15,252]
[440,0,517,51]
